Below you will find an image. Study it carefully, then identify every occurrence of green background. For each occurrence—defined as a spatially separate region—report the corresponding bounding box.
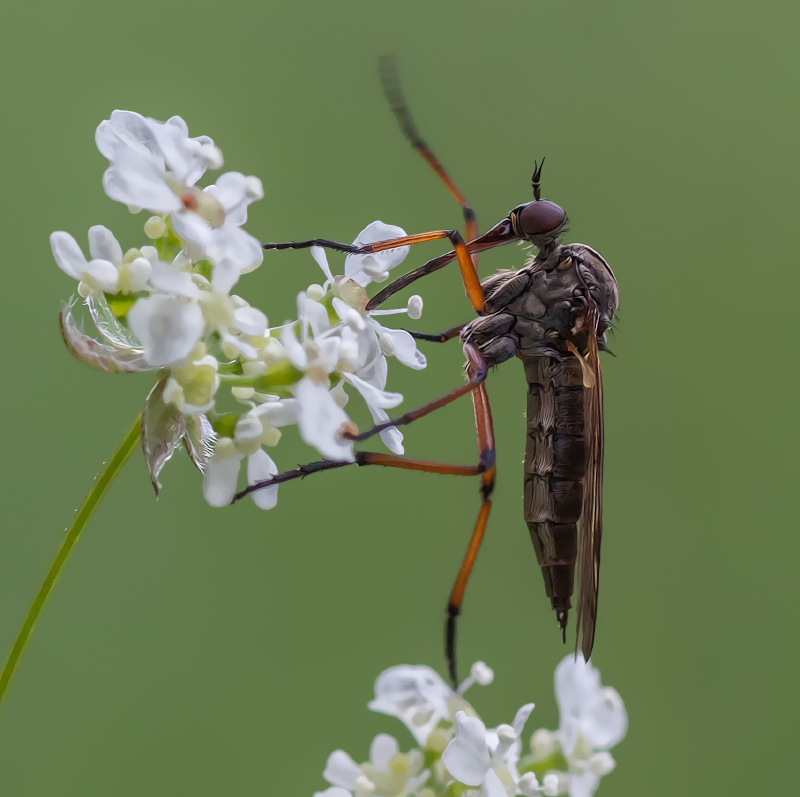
[0,0,796,794]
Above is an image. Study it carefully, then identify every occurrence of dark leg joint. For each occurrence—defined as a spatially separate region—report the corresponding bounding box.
[445,604,460,688]
[463,207,476,225]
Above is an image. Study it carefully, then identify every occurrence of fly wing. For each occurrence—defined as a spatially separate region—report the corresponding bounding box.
[575,317,605,661]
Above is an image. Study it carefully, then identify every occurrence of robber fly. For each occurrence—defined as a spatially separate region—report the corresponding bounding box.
[236,57,619,687]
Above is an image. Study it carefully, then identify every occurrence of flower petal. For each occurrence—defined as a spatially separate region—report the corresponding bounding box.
[102,147,181,213]
[367,404,404,455]
[202,449,242,507]
[369,733,398,773]
[88,225,123,265]
[442,711,491,787]
[374,326,427,370]
[343,372,403,409]
[254,399,300,427]
[233,306,268,336]
[295,378,354,462]
[247,449,279,510]
[149,261,200,298]
[580,687,628,751]
[568,770,600,797]
[311,246,334,285]
[280,324,307,369]
[50,231,86,279]
[313,789,353,797]
[85,259,119,293]
[345,221,409,286]
[481,768,508,797]
[127,295,205,366]
[323,750,362,789]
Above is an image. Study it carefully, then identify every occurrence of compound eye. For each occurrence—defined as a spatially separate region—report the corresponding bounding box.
[518,200,566,238]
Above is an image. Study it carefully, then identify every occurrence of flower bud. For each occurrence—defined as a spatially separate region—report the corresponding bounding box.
[306,283,325,302]
[144,216,167,239]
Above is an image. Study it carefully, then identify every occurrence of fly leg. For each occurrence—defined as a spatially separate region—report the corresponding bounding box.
[446,381,496,688]
[340,342,495,688]
[378,54,479,268]
[404,323,466,343]
[232,453,486,503]
[344,343,487,445]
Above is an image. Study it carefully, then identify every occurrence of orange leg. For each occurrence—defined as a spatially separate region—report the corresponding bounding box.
[378,54,479,268]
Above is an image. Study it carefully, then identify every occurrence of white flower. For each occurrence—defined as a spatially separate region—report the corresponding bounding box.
[202,414,279,509]
[554,654,627,757]
[97,111,219,213]
[97,111,263,292]
[368,665,454,746]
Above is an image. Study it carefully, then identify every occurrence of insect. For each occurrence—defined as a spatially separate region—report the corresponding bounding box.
[237,57,619,687]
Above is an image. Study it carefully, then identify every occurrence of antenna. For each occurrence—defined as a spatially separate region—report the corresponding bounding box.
[531,159,545,201]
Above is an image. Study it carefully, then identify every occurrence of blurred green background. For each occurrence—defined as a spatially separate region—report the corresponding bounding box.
[0,0,797,794]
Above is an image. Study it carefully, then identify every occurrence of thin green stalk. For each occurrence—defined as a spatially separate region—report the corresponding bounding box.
[0,413,142,712]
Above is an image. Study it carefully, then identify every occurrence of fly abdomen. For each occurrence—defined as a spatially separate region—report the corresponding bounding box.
[522,356,586,634]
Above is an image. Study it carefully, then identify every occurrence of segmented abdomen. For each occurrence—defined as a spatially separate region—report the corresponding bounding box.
[522,356,586,628]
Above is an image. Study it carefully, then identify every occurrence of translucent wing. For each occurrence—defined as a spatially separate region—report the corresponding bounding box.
[575,310,605,660]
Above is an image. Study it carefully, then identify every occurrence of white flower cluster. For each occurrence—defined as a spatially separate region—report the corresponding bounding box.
[53,111,426,506]
[316,654,626,797]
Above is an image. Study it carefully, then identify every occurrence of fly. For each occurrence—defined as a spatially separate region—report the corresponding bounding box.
[235,57,619,687]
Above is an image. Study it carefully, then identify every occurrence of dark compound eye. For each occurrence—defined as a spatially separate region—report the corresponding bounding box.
[517,200,566,238]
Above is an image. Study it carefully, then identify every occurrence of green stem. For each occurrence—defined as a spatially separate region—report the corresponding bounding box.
[0,413,142,713]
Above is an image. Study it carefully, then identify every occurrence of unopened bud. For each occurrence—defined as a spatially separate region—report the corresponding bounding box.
[127,204,142,214]
[306,283,325,302]
[496,724,517,745]
[471,661,494,686]
[407,294,423,319]
[144,216,167,239]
